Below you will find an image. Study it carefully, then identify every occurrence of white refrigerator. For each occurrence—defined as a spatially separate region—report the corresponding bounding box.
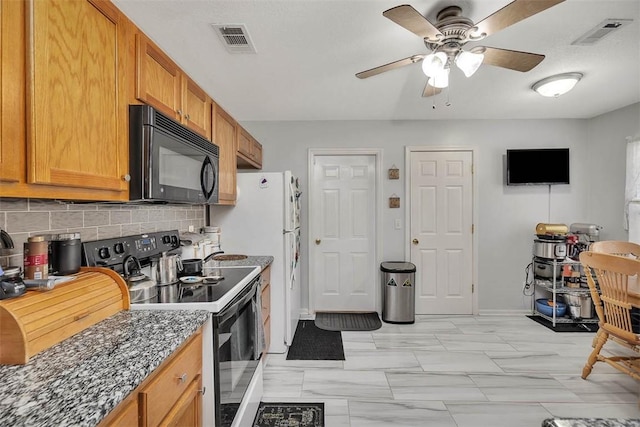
[210,171,301,354]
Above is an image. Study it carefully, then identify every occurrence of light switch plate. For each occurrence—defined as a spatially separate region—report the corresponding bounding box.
[394,219,402,229]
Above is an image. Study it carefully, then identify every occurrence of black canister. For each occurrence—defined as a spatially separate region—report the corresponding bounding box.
[49,233,81,275]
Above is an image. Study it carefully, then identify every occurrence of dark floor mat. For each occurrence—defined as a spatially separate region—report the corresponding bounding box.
[253,402,324,427]
[527,315,599,332]
[286,320,344,360]
[314,311,382,331]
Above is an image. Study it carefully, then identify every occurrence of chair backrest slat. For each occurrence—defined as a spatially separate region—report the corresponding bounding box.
[580,251,640,339]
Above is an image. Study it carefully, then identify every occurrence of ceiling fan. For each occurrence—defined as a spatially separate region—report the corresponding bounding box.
[356,0,565,97]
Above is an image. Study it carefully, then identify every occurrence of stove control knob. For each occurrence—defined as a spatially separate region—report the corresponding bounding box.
[113,242,125,254]
[98,247,111,259]
[162,235,170,244]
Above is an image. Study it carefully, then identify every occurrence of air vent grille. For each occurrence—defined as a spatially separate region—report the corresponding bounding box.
[211,24,257,53]
[572,19,633,46]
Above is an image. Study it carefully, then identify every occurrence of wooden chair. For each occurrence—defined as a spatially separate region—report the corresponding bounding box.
[579,251,640,381]
[590,240,640,258]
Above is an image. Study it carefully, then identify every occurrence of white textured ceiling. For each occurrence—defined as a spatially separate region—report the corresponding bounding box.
[113,0,640,121]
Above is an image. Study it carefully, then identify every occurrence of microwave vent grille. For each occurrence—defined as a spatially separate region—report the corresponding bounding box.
[153,110,219,156]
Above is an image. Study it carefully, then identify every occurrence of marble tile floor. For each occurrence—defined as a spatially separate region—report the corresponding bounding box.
[262,315,640,426]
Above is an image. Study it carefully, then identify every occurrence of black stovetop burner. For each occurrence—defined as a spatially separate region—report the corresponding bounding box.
[155,266,257,304]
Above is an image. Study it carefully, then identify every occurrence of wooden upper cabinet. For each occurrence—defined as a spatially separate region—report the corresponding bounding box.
[237,126,262,169]
[183,77,212,140]
[0,0,25,184]
[214,103,237,205]
[136,33,212,140]
[26,0,129,193]
[135,33,182,121]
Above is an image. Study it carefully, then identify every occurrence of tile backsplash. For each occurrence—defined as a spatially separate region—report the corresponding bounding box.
[0,198,205,268]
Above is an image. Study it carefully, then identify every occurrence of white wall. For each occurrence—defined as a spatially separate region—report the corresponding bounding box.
[231,103,639,313]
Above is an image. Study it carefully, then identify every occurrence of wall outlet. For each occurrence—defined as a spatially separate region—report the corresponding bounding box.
[394,219,402,229]
[188,225,195,232]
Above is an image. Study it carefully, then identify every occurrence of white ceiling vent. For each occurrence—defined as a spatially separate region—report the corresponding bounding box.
[572,19,633,46]
[211,24,257,53]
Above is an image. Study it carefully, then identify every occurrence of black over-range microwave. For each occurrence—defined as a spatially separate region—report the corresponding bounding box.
[129,105,219,204]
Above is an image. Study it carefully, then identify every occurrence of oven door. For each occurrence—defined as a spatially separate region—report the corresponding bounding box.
[213,279,260,427]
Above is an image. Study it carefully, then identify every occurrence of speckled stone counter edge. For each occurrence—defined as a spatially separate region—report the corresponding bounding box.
[216,255,273,271]
[0,309,209,427]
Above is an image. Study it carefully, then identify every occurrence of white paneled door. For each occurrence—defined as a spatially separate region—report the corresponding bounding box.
[410,150,473,314]
[311,154,377,312]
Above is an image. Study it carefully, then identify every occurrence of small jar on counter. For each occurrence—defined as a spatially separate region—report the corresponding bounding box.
[24,235,49,280]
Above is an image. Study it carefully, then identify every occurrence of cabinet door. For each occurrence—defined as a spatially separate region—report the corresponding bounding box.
[0,0,25,183]
[182,76,212,140]
[237,127,262,169]
[136,33,182,122]
[237,126,253,159]
[27,0,128,192]
[214,103,237,205]
[100,395,139,427]
[159,375,202,427]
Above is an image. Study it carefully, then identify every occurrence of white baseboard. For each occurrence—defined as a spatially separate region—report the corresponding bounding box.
[478,309,532,316]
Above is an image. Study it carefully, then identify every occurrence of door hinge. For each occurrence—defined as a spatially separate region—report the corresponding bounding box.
[471,164,474,174]
[472,283,475,293]
[471,224,474,233]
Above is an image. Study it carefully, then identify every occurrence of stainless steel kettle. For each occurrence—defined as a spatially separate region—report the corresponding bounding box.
[123,255,157,303]
[151,252,182,285]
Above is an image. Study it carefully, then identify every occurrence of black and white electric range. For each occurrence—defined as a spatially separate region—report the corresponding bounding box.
[82,231,263,427]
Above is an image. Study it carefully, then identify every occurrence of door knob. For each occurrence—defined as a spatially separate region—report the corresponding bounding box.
[412,238,419,245]
[315,239,321,245]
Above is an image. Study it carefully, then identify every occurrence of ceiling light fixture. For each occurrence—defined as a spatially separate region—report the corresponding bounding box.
[455,50,484,77]
[532,72,583,97]
[421,52,447,77]
[428,68,450,89]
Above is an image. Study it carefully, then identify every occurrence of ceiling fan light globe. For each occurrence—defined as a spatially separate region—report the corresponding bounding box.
[421,52,447,77]
[428,68,450,88]
[456,51,484,77]
[532,73,583,97]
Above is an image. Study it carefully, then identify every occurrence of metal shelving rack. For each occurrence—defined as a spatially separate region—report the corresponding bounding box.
[532,256,599,326]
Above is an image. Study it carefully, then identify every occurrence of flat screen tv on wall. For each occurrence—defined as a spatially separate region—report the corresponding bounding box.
[506,148,570,185]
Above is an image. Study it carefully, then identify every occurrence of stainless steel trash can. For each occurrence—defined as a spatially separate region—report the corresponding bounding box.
[381,261,416,324]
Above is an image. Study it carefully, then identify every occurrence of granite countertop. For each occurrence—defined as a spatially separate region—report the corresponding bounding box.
[0,309,209,427]
[543,419,640,427]
[217,255,273,271]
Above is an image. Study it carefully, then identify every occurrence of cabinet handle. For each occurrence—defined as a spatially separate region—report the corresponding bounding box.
[185,114,190,120]
[412,239,419,245]
[177,373,187,383]
[199,387,206,396]
[122,174,131,182]
[177,109,183,116]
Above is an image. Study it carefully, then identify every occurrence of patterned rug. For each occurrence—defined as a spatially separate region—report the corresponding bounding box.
[253,402,324,427]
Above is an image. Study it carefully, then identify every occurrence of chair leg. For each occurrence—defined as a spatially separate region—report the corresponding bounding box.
[591,329,602,348]
[582,330,608,379]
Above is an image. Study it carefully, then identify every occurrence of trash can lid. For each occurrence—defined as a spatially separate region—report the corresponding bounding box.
[380,261,416,273]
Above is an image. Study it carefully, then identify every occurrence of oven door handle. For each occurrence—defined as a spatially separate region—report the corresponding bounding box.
[218,281,258,324]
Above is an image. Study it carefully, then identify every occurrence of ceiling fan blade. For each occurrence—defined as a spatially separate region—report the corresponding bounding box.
[472,46,544,72]
[356,54,425,79]
[422,82,442,98]
[472,0,565,39]
[383,5,443,41]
